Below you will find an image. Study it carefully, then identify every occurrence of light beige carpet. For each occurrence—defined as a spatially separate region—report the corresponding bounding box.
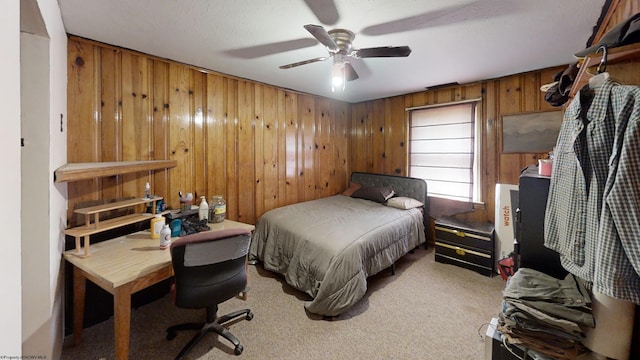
[62,248,506,359]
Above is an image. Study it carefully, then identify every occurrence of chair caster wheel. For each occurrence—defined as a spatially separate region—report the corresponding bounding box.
[246,311,254,321]
[234,344,243,355]
[166,329,177,341]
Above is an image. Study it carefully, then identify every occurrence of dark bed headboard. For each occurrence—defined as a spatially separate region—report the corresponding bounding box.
[350,172,428,207]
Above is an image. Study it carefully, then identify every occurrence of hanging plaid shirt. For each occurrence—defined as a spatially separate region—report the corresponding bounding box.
[545,77,640,304]
[595,81,640,303]
[545,78,615,282]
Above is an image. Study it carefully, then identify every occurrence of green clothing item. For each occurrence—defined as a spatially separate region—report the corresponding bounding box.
[503,267,594,327]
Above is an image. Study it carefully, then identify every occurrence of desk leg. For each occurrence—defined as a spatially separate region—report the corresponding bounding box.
[114,286,132,360]
[73,267,86,346]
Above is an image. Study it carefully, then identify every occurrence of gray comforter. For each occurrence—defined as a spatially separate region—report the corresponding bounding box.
[250,195,425,316]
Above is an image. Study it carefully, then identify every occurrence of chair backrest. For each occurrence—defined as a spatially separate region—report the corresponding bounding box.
[170,228,252,309]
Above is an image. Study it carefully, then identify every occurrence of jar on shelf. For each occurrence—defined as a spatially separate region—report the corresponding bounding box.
[209,195,226,223]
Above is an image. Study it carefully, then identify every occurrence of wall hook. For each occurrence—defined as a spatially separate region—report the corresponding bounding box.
[596,45,608,74]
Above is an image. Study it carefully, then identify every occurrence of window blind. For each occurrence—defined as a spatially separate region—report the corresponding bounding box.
[409,102,477,202]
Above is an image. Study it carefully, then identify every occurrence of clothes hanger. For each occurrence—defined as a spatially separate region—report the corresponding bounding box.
[588,45,610,88]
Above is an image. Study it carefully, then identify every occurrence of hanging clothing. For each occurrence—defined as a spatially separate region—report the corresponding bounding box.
[595,82,640,303]
[544,78,616,282]
[545,77,640,304]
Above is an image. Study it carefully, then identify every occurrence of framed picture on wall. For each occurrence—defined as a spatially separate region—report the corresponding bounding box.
[501,111,563,153]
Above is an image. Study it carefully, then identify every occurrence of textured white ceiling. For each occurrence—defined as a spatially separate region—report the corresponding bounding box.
[57,0,605,103]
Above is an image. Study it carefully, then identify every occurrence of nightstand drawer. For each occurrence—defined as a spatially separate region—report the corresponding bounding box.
[435,218,494,252]
[435,241,493,268]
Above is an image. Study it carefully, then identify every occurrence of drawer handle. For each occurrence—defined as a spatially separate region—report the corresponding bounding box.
[454,230,466,237]
[455,248,466,256]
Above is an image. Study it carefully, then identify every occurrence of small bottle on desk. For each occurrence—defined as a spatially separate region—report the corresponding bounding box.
[199,196,209,221]
[160,224,171,249]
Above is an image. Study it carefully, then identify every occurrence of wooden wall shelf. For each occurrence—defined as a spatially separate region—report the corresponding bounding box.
[54,160,177,183]
[65,196,166,257]
[569,43,640,98]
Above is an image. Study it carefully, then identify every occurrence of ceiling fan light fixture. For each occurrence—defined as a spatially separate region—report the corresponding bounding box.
[331,55,346,92]
[331,62,346,92]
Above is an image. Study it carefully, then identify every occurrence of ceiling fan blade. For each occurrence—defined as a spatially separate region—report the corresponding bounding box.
[354,46,412,58]
[304,24,338,51]
[304,0,339,26]
[345,62,359,81]
[279,56,329,69]
[361,2,521,36]
[226,38,319,59]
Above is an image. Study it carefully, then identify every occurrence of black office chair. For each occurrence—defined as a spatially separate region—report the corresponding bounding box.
[166,228,254,358]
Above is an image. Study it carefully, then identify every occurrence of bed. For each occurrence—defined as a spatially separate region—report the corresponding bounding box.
[249,172,428,316]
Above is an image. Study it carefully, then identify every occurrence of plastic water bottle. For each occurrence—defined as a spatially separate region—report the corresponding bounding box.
[160,224,171,249]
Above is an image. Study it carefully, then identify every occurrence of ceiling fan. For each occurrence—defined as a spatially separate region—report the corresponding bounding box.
[279,24,412,91]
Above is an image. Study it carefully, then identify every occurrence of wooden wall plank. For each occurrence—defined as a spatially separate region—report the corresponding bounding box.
[350,102,370,174]
[284,91,298,206]
[237,80,255,224]
[276,89,288,207]
[329,102,341,194]
[205,73,226,201]
[299,95,315,201]
[371,99,385,175]
[259,85,278,218]
[225,78,239,220]
[387,95,406,176]
[152,61,171,201]
[168,63,194,207]
[522,72,539,112]
[99,47,120,201]
[315,98,330,198]
[335,102,350,187]
[254,83,266,221]
[192,71,206,202]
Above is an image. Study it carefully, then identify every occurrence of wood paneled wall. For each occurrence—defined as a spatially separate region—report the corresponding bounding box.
[67,36,570,228]
[67,37,350,226]
[350,66,565,224]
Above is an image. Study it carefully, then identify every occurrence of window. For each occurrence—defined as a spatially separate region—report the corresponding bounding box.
[408,101,480,203]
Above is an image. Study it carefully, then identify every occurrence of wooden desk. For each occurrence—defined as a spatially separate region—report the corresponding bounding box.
[64,219,255,360]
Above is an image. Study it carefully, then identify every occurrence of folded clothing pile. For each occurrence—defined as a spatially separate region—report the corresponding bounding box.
[498,268,594,360]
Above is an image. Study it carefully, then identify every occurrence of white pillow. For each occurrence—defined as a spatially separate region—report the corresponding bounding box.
[387,196,423,209]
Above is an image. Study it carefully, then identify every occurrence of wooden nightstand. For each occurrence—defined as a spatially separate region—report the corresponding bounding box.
[434,217,495,277]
